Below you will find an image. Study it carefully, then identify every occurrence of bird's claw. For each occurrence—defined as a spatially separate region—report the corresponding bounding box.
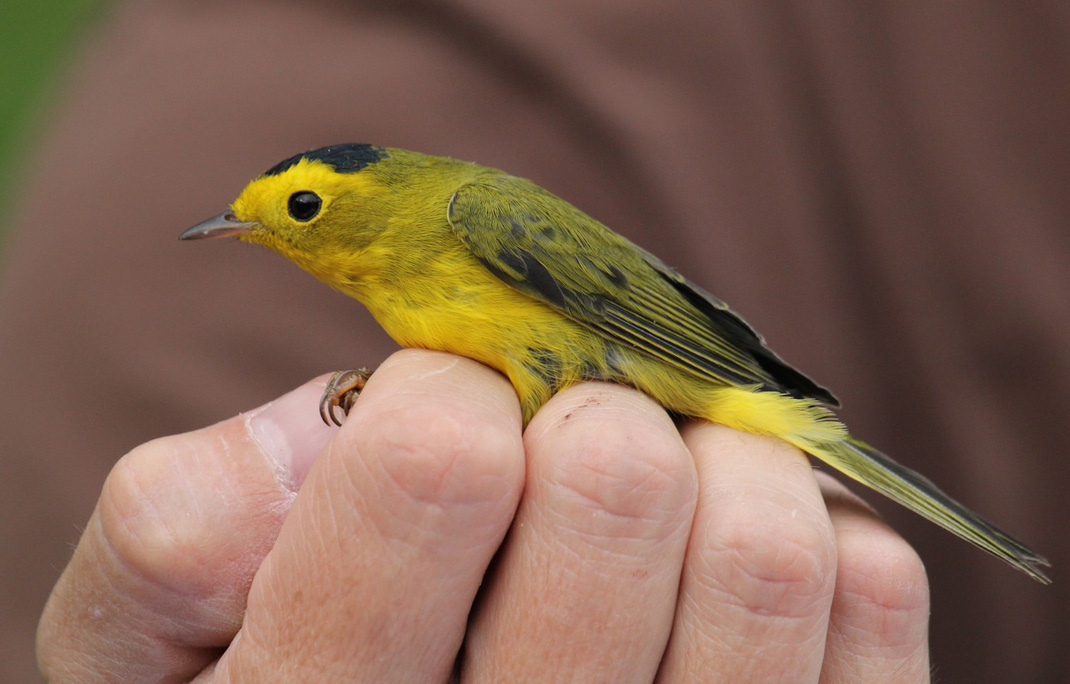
[319,368,372,426]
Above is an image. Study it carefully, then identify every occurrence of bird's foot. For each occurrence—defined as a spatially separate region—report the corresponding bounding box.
[319,368,372,426]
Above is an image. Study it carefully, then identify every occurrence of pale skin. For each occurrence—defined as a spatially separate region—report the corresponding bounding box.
[37,349,930,682]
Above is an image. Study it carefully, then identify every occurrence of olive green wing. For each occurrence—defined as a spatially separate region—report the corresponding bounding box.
[447,175,838,405]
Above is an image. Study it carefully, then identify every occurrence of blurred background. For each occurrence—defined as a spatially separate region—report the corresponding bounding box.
[0,0,98,227]
[2,1,1067,681]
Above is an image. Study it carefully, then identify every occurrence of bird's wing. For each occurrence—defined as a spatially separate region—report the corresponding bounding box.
[447,175,838,405]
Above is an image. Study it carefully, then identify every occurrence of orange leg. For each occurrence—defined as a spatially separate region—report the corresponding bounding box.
[319,368,372,426]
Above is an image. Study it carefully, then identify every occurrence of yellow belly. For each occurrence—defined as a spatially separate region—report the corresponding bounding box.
[350,241,845,442]
[356,250,598,418]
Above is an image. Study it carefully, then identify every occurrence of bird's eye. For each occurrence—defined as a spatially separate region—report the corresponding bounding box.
[287,191,322,222]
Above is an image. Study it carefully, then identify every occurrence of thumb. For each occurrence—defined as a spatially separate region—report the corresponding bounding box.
[37,378,334,683]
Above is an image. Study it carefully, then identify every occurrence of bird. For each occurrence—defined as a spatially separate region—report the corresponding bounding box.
[181,142,1050,583]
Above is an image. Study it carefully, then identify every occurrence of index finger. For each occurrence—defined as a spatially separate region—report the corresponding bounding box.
[212,350,526,681]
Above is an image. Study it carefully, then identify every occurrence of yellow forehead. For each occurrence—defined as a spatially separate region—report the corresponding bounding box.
[230,158,375,224]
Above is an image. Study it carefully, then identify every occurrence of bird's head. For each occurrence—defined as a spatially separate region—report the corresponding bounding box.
[181,143,394,273]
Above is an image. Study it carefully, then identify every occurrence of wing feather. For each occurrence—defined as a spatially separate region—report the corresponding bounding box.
[447,175,838,405]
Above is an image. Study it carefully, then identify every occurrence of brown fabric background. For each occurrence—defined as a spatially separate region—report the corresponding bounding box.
[2,1,1067,681]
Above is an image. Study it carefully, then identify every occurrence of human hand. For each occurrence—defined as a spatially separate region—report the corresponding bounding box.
[38,349,930,682]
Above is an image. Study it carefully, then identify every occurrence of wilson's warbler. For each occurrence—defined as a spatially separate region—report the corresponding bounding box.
[181,143,1049,583]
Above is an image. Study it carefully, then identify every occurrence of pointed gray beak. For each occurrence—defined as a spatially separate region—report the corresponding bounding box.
[180,211,258,240]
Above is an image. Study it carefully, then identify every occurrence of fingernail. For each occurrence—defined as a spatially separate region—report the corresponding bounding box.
[245,380,336,491]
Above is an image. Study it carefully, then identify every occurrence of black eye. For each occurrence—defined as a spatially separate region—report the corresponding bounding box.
[287,191,322,221]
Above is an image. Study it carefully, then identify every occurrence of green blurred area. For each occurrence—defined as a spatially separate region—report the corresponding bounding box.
[0,0,101,245]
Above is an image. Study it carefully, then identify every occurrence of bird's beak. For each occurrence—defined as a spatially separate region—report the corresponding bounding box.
[179,211,258,240]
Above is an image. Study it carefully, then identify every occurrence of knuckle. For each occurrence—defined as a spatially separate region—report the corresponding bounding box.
[835,532,930,631]
[353,400,524,509]
[534,402,696,532]
[98,439,210,592]
[699,513,837,620]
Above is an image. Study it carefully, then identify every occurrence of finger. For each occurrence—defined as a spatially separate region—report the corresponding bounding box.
[214,349,525,682]
[37,379,336,683]
[658,423,837,683]
[815,472,930,683]
[463,382,698,683]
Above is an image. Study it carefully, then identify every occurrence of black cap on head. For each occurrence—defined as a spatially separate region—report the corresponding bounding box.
[263,143,388,177]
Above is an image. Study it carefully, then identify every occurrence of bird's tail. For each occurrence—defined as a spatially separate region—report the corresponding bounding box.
[800,435,1051,584]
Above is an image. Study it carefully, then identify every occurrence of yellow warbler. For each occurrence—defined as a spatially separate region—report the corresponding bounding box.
[182,143,1050,583]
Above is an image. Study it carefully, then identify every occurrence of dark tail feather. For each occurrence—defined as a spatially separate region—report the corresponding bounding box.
[805,436,1051,584]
